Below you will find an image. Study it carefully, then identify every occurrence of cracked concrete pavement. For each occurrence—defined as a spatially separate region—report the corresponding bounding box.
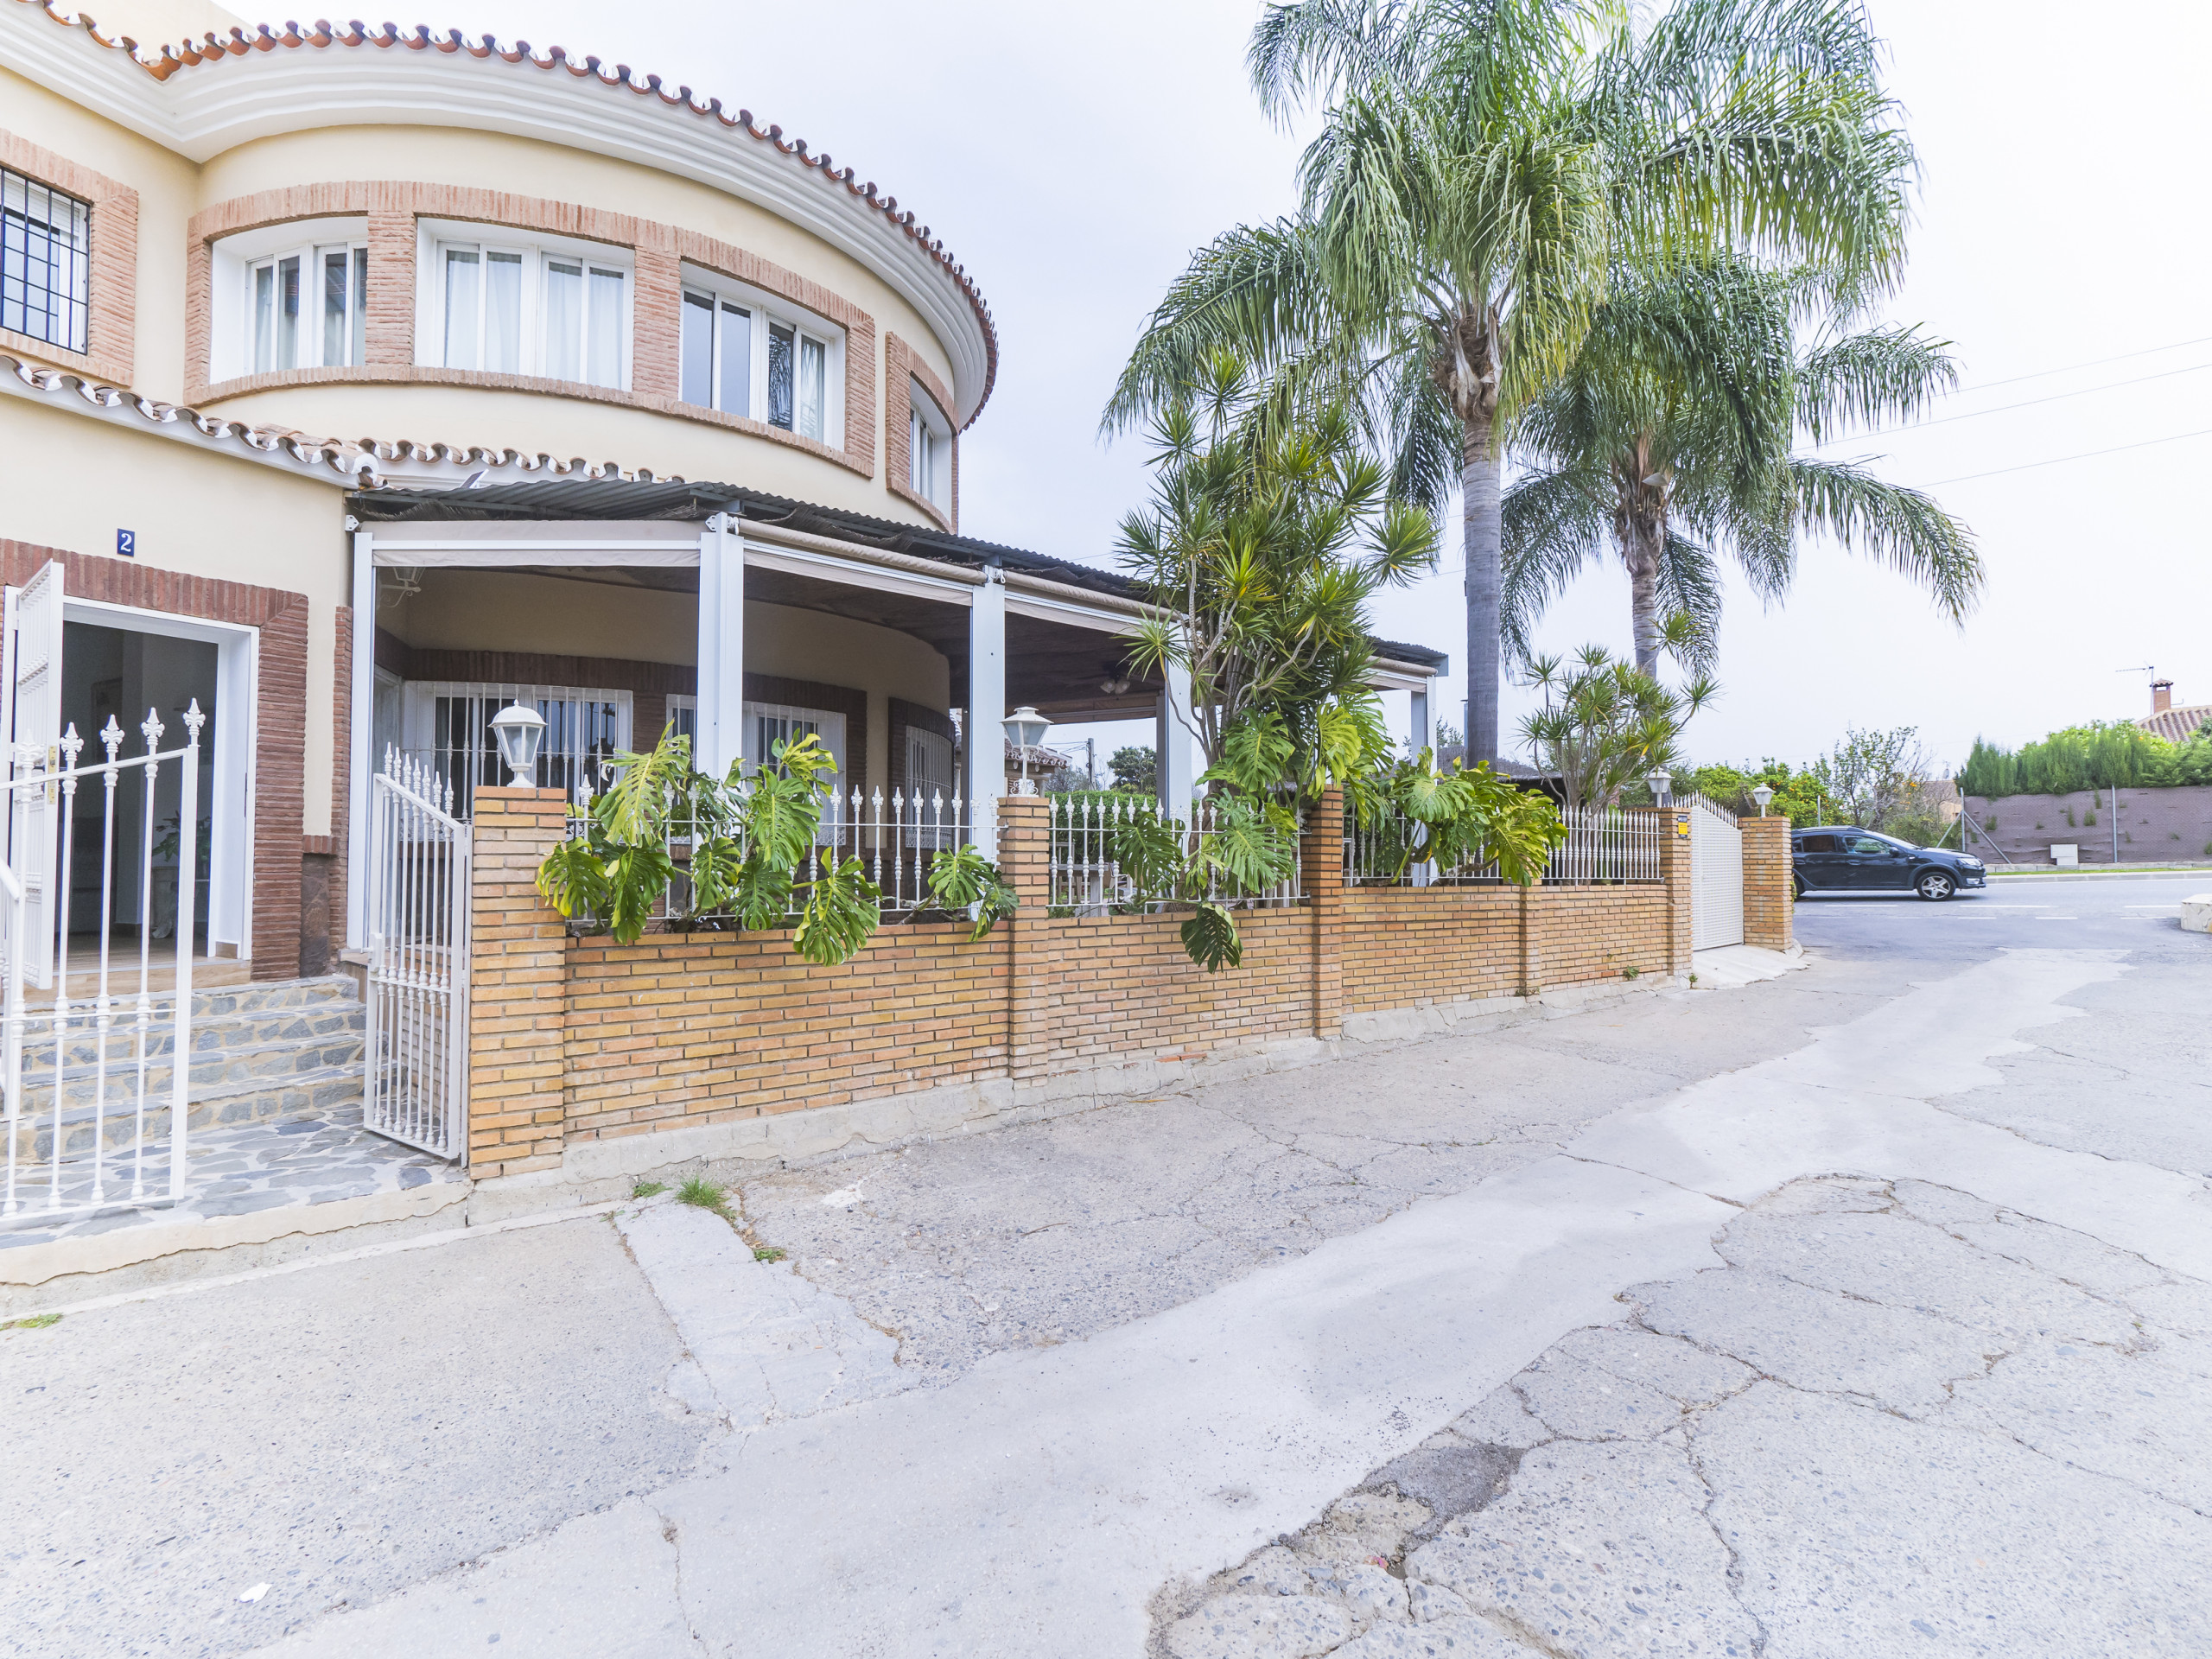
[1,875,2206,1657]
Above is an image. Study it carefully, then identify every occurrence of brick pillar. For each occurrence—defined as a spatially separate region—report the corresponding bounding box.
[467,788,571,1179]
[1658,806,1694,976]
[1517,882,1543,997]
[996,792,1050,1079]
[1300,788,1344,1038]
[1740,814,1794,952]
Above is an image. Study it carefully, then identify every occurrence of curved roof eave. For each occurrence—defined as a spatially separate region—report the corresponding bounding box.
[1,4,999,425]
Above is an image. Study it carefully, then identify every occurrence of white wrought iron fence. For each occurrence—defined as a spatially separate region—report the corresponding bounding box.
[1047,794,1303,915]
[365,751,468,1159]
[2,706,203,1222]
[566,782,971,925]
[1344,803,1664,887]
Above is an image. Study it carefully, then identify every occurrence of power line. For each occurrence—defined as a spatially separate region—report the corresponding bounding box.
[1952,332,2212,393]
[1928,424,2212,486]
[1815,359,2212,442]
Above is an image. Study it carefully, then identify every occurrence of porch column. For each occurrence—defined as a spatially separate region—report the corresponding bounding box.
[1158,655,1195,822]
[1409,682,1433,759]
[696,513,746,777]
[345,522,375,951]
[969,566,1005,858]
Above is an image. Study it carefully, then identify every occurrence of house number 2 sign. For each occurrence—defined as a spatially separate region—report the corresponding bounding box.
[117,529,137,556]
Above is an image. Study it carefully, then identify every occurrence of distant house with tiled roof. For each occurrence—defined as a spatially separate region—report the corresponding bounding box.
[2137,681,2212,746]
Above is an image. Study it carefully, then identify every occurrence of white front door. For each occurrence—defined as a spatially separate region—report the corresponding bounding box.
[3,561,65,987]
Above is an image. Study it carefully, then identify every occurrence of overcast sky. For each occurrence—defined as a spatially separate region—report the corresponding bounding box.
[472,0,2212,775]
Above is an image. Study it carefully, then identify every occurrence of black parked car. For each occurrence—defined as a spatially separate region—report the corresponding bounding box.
[1791,826,1986,901]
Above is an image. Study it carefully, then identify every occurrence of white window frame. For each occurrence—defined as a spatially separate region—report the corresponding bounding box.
[908,380,952,512]
[677,264,844,446]
[398,682,632,813]
[207,217,369,381]
[416,220,634,391]
[741,699,847,780]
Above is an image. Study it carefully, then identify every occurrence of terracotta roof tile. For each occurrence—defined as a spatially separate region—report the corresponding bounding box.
[11,2,999,423]
[4,352,678,484]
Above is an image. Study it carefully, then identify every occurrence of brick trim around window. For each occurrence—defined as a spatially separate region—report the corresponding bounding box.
[884,332,959,531]
[183,184,880,480]
[0,539,308,982]
[0,129,138,388]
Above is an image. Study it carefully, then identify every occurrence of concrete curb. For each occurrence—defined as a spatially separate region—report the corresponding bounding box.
[10,965,1759,1294]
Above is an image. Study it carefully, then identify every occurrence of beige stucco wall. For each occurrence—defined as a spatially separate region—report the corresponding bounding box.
[0,395,347,836]
[0,64,201,397]
[200,125,958,397]
[379,574,948,798]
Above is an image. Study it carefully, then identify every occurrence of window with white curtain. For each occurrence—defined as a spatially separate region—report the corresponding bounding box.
[427,229,629,390]
[908,380,951,512]
[678,269,840,443]
[247,241,368,372]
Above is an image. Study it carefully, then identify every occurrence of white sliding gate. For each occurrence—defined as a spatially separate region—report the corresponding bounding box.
[1688,791,1744,950]
[365,750,469,1160]
[0,706,205,1219]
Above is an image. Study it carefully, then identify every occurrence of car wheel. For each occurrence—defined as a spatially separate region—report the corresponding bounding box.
[1916,870,1955,901]
[1793,873,1808,900]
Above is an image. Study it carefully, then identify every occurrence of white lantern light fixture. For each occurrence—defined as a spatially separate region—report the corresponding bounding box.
[1751,784,1776,817]
[490,702,549,787]
[1002,705,1052,795]
[1648,766,1673,807]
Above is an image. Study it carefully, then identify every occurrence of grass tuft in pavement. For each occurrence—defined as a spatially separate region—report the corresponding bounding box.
[632,1180,668,1199]
[3,1313,61,1332]
[677,1177,728,1212]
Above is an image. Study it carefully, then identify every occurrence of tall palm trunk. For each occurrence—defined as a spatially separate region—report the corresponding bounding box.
[1462,407,1503,765]
[1617,443,1667,677]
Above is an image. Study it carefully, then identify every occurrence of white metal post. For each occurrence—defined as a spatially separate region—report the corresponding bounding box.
[1160,656,1196,824]
[696,513,747,778]
[346,524,376,951]
[1409,683,1432,759]
[969,567,1006,859]
[169,700,203,1201]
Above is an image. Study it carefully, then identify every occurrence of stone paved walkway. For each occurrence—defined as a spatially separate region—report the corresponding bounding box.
[1154,1174,2212,1659]
[0,1104,457,1253]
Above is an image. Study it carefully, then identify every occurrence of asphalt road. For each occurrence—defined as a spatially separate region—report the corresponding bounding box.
[2,880,2206,1659]
[1795,870,2211,963]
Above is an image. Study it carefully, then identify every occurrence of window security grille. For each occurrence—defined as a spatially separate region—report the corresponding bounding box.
[2,168,91,353]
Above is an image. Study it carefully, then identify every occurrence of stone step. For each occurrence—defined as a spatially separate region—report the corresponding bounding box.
[12,1032,365,1112]
[21,973,359,1021]
[16,1001,365,1074]
[8,1064,367,1162]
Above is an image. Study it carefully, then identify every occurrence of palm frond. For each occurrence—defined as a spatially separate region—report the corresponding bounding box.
[1781,456,1984,620]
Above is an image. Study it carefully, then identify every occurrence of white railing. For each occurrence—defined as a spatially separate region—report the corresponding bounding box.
[568,783,970,925]
[2,706,203,1222]
[1345,802,1664,887]
[1047,794,1303,915]
[365,751,468,1159]
[1680,788,1738,827]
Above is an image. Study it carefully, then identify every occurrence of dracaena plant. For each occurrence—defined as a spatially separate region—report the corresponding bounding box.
[1517,642,1714,815]
[536,728,883,963]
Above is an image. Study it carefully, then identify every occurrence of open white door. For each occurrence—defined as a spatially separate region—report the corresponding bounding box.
[3,560,65,988]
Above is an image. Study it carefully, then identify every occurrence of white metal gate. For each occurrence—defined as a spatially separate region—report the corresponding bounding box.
[365,750,469,1160]
[1688,791,1744,950]
[1,705,205,1220]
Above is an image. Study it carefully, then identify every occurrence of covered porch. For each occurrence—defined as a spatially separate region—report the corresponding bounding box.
[343,480,1230,948]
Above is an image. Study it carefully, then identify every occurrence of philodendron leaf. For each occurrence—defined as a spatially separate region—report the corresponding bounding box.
[793,856,882,967]
[1179,901,1243,973]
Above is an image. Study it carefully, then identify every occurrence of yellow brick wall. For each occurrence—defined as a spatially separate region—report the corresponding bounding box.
[466,792,1700,1164]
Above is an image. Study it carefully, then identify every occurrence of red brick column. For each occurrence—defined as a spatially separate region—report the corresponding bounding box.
[1658,806,1694,976]
[1300,788,1344,1038]
[1740,814,1794,952]
[996,793,1051,1078]
[467,788,571,1178]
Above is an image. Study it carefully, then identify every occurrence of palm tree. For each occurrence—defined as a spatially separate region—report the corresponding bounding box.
[1106,0,1916,763]
[1500,255,1980,674]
